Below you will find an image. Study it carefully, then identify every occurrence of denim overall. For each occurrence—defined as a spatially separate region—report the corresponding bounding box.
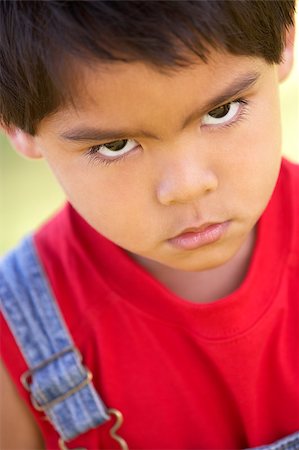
[0,236,298,450]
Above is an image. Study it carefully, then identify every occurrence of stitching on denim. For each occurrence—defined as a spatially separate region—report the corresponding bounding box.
[0,235,109,441]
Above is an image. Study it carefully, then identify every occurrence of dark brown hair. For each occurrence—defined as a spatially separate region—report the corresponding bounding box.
[0,0,295,134]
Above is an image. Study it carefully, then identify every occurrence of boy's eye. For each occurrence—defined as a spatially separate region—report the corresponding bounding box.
[202,101,242,126]
[89,138,139,158]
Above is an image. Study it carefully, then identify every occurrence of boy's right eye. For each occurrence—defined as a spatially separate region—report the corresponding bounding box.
[88,138,139,161]
[102,140,129,152]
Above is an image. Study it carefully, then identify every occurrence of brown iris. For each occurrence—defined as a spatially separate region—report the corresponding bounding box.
[209,103,231,119]
[104,140,128,151]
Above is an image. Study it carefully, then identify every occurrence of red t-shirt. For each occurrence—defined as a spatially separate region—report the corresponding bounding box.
[1,158,299,449]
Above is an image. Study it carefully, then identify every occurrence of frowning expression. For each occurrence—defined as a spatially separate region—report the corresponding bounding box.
[35,50,282,271]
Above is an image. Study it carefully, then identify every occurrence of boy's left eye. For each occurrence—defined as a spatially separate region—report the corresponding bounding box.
[202,100,243,126]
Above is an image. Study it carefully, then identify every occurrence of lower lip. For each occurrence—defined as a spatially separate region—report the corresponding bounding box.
[168,221,230,251]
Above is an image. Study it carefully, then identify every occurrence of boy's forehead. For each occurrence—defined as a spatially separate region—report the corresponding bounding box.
[42,51,265,136]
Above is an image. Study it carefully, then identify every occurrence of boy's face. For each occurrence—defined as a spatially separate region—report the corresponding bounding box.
[35,50,282,272]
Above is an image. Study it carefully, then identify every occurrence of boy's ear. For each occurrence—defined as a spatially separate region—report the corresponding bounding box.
[3,127,43,159]
[278,26,296,82]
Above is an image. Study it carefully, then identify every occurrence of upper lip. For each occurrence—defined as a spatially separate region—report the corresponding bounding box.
[170,222,221,239]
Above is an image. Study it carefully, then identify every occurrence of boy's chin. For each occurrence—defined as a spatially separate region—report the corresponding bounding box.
[131,246,238,273]
[162,252,236,273]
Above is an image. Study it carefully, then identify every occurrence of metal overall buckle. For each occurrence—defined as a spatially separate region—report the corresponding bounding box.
[20,347,93,411]
[58,408,129,450]
[21,347,128,449]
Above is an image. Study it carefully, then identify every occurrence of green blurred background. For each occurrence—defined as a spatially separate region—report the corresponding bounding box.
[1,29,299,255]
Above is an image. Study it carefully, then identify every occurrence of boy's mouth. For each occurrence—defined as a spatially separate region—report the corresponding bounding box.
[168,221,230,251]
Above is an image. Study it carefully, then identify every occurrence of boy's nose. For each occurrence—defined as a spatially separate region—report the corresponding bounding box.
[156,148,218,206]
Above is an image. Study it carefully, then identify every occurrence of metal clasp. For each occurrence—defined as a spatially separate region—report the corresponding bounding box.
[20,347,92,412]
[58,408,129,450]
[107,408,129,450]
[21,346,82,391]
[31,368,93,411]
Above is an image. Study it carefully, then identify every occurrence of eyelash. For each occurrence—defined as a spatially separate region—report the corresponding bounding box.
[86,98,249,167]
[86,145,138,167]
[203,98,249,131]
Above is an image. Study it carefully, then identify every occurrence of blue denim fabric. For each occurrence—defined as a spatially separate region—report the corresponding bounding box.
[0,235,109,441]
[249,431,299,450]
[0,235,298,449]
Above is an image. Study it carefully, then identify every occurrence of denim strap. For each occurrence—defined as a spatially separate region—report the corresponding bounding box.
[250,431,299,450]
[0,235,109,441]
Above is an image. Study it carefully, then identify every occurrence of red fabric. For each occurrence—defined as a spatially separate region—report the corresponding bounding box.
[1,158,299,449]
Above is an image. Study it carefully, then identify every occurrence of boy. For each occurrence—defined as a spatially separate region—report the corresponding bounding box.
[0,1,298,449]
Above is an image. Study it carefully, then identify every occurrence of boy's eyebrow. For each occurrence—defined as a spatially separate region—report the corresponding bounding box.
[60,124,159,143]
[60,71,260,143]
[181,71,260,129]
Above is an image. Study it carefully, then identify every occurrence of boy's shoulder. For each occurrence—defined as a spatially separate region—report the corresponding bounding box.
[280,157,299,216]
[283,155,299,178]
[280,156,299,188]
[278,157,299,253]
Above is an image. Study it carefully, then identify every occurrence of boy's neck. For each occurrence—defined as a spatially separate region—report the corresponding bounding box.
[130,228,256,304]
